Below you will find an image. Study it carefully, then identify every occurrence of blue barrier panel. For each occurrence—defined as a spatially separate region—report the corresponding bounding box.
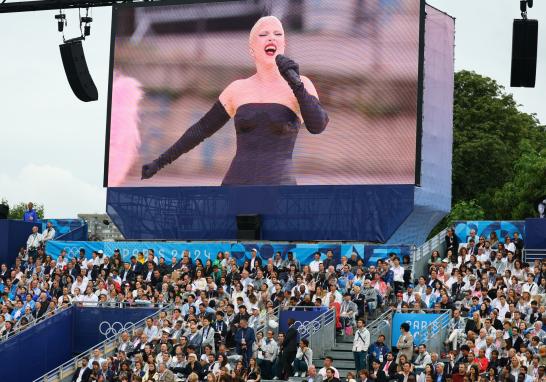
[106,185,414,242]
[42,218,85,239]
[55,224,88,241]
[278,307,327,335]
[72,306,158,353]
[364,245,412,266]
[525,218,546,250]
[454,221,525,244]
[391,313,443,347]
[0,220,40,266]
[46,240,411,266]
[0,307,74,382]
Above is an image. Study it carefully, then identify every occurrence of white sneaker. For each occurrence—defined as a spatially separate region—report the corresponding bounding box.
[273,377,279,380]
[294,373,299,377]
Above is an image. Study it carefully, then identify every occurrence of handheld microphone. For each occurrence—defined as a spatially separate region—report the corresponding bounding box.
[275,55,301,86]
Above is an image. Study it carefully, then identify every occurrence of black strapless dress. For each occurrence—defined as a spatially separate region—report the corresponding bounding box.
[222,103,301,186]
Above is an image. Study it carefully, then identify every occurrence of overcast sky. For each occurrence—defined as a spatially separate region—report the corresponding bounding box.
[0,0,544,218]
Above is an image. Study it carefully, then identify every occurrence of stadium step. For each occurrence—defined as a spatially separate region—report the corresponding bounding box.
[330,341,353,351]
[324,350,354,360]
[336,334,354,343]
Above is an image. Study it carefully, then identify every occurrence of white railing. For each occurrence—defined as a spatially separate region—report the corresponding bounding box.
[411,228,448,279]
[255,305,281,335]
[0,303,73,343]
[367,308,393,347]
[297,308,336,359]
[523,249,546,263]
[33,304,172,382]
[422,310,451,354]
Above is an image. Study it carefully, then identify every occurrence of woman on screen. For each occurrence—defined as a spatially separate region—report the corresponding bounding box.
[141,16,329,185]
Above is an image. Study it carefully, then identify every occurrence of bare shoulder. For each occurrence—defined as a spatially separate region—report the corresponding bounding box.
[300,75,319,98]
[219,79,249,117]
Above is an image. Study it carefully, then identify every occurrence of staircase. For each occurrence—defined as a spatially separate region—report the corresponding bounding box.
[313,334,355,379]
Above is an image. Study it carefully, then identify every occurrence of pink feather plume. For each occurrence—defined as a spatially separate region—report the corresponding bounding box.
[108,72,143,187]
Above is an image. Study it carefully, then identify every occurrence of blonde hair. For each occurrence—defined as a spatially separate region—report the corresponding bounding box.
[249,15,284,44]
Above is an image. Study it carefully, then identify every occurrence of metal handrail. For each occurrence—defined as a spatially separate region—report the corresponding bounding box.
[298,308,336,359]
[298,308,335,340]
[523,248,546,263]
[426,310,451,341]
[367,308,393,336]
[0,303,73,343]
[255,305,281,335]
[33,303,172,382]
[411,228,449,279]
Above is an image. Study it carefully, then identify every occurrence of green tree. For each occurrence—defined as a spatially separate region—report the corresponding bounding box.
[0,199,45,220]
[490,143,546,219]
[452,70,546,218]
[453,71,546,211]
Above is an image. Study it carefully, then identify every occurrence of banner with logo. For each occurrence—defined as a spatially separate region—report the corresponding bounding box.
[46,240,412,266]
[454,221,525,244]
[391,312,449,347]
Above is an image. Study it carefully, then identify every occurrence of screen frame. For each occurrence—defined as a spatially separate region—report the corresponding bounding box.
[103,0,427,187]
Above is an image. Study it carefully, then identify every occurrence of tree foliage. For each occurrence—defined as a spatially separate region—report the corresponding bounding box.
[452,70,546,220]
[0,198,45,220]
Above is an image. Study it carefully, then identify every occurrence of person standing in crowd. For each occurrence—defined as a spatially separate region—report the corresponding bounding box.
[235,318,255,368]
[257,329,278,379]
[23,202,38,223]
[42,221,56,243]
[369,334,390,365]
[353,318,371,373]
[281,318,299,379]
[396,323,413,363]
[26,225,42,260]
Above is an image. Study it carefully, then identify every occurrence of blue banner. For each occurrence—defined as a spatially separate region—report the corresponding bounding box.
[525,218,546,250]
[454,221,525,244]
[279,308,327,336]
[42,218,85,240]
[0,220,39,266]
[46,240,411,266]
[391,313,448,347]
[0,306,159,381]
[0,307,74,382]
[73,306,158,353]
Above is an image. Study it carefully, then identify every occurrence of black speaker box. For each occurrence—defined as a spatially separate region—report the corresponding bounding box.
[511,19,538,88]
[0,204,9,219]
[236,214,261,240]
[59,40,98,102]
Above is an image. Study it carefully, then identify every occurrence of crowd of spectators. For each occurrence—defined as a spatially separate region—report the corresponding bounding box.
[375,229,546,382]
[2,218,545,382]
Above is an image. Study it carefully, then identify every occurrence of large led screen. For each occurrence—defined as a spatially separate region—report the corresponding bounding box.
[105,0,422,187]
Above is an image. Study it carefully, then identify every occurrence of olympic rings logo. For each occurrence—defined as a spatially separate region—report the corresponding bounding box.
[99,321,134,338]
[294,320,321,337]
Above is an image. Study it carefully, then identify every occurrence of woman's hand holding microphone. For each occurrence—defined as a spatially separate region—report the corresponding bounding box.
[275,54,329,134]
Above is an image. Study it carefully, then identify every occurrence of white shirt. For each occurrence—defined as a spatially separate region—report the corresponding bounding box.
[309,260,321,274]
[505,242,516,253]
[392,265,404,282]
[522,282,538,294]
[42,227,56,242]
[81,293,98,306]
[75,366,87,382]
[26,232,43,249]
[353,328,371,352]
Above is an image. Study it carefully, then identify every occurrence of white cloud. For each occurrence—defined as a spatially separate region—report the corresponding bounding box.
[0,164,106,218]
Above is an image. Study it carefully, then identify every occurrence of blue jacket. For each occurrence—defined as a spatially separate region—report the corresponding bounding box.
[23,209,38,223]
[369,341,390,362]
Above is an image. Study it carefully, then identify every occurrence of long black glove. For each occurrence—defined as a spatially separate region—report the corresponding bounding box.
[142,100,230,179]
[276,54,329,134]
